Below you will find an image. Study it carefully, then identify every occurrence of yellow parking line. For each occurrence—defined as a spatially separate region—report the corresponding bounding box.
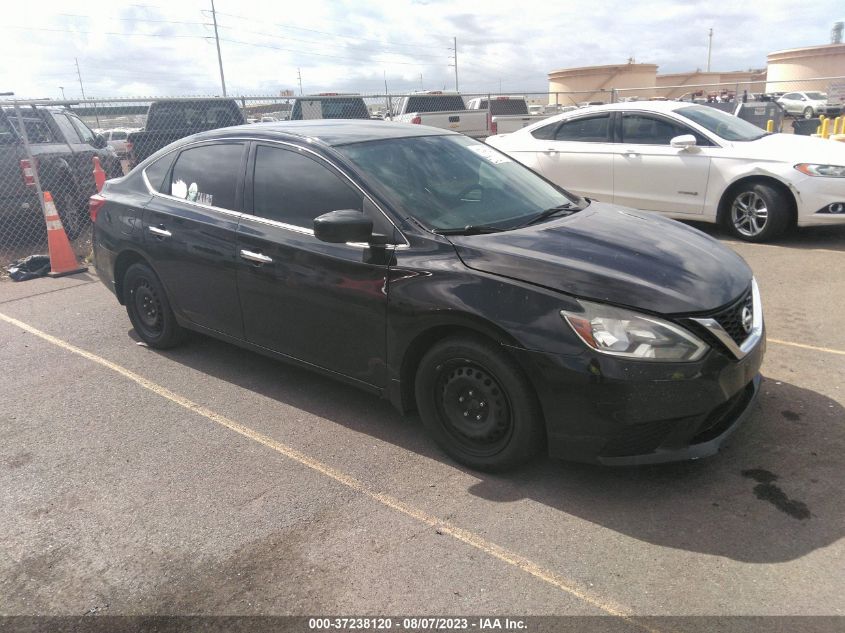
[0,310,658,632]
[768,338,845,356]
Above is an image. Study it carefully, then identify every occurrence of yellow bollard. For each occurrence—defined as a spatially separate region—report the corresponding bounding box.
[836,117,844,135]
[821,117,831,139]
[766,119,774,133]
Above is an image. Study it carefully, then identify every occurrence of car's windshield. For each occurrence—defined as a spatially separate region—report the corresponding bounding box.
[805,92,826,100]
[337,134,582,232]
[675,105,766,141]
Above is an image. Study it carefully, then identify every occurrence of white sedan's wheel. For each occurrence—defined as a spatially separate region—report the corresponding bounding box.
[731,191,769,238]
[725,183,790,243]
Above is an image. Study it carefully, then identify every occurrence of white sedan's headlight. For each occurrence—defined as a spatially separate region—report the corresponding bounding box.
[561,301,709,362]
[795,163,845,178]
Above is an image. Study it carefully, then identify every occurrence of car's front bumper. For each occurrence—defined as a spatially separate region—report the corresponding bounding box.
[509,334,765,465]
[792,174,845,226]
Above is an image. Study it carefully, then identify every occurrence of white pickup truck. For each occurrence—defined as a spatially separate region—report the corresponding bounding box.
[389,92,489,138]
[465,96,550,135]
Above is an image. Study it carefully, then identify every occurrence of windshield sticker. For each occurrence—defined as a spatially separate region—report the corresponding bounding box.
[467,144,512,164]
[171,179,212,205]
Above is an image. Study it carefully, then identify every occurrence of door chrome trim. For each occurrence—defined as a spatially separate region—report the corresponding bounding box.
[147,226,172,238]
[240,249,274,264]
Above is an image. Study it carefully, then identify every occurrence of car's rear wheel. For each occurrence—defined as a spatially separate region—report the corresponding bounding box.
[123,262,184,349]
[414,336,544,471]
[803,106,814,119]
[725,182,790,242]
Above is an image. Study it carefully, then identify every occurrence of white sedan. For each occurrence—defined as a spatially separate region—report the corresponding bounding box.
[485,102,845,242]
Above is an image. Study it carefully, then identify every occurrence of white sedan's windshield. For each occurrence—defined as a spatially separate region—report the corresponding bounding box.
[676,105,767,142]
[338,135,582,231]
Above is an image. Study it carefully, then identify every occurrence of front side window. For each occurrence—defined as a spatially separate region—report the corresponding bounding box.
[338,134,582,232]
[53,114,82,143]
[169,143,244,210]
[621,114,711,146]
[67,114,96,144]
[554,115,610,142]
[252,145,363,228]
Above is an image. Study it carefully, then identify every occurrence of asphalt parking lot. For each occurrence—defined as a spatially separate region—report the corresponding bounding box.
[1,224,843,624]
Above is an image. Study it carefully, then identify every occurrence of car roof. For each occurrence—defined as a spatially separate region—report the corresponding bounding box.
[189,119,455,146]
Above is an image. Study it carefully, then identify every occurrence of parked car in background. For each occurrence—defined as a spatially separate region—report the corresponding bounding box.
[127,99,246,166]
[390,91,489,138]
[778,91,841,118]
[486,101,845,242]
[465,96,549,135]
[102,128,133,157]
[1,105,122,238]
[92,120,763,471]
[288,94,370,120]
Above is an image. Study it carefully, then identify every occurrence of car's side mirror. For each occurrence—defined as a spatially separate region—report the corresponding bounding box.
[93,133,108,149]
[670,134,697,149]
[313,209,374,243]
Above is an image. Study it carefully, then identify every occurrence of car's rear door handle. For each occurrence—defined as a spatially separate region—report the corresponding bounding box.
[148,226,171,238]
[240,249,273,264]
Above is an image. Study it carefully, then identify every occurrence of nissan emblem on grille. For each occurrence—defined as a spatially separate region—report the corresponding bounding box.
[741,305,753,334]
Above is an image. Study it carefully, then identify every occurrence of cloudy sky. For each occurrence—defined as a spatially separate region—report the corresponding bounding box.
[1,0,842,99]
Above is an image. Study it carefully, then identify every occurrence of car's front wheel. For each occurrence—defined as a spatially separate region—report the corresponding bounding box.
[414,336,545,471]
[123,262,185,349]
[725,182,791,242]
[803,106,815,119]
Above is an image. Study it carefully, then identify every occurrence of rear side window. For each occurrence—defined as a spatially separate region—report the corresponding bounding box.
[144,152,178,192]
[531,122,558,140]
[554,115,610,142]
[252,145,362,228]
[169,143,244,210]
[0,114,18,145]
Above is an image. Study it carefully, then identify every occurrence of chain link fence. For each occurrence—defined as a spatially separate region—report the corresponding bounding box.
[2,77,844,267]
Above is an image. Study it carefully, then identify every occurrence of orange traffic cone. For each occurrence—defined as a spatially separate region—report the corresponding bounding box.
[42,191,88,278]
[92,156,106,192]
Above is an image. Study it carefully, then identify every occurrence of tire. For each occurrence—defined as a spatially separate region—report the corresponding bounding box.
[122,262,185,349]
[803,106,814,119]
[414,336,545,471]
[52,184,88,240]
[724,182,791,243]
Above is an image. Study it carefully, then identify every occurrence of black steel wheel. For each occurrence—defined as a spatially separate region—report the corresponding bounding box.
[415,336,544,471]
[123,262,184,349]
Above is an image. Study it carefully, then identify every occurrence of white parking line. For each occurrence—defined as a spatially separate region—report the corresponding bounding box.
[0,310,659,632]
[768,338,845,356]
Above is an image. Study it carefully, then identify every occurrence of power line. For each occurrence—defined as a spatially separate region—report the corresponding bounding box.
[216,37,435,66]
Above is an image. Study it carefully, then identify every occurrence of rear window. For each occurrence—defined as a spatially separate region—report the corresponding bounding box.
[405,95,466,113]
[291,98,369,120]
[489,100,529,116]
[111,130,128,140]
[147,101,243,129]
[3,110,58,144]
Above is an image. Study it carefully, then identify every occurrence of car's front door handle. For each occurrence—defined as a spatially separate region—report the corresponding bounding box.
[148,226,171,238]
[240,249,273,264]
[623,149,640,156]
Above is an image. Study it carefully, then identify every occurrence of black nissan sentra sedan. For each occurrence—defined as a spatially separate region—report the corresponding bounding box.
[91,120,765,471]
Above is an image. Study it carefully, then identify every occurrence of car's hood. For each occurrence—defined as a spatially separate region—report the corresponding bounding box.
[448,202,752,315]
[733,132,845,163]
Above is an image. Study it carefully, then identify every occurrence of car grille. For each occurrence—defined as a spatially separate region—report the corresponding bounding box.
[710,287,753,346]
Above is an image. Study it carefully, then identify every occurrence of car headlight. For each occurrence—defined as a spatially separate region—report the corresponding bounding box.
[561,301,709,362]
[795,163,845,177]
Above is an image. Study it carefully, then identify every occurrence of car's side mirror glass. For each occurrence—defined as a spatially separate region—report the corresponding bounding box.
[313,209,374,244]
[670,134,697,149]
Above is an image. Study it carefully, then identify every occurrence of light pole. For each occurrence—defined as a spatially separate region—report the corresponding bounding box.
[59,86,66,100]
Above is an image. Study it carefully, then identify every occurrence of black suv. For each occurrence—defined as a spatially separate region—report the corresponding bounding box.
[92,120,764,471]
[1,106,122,238]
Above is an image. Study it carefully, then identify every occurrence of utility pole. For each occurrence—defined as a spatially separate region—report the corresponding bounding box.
[420,73,423,90]
[452,36,459,92]
[707,28,713,72]
[59,86,65,100]
[75,58,100,126]
[298,68,303,95]
[210,0,227,96]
